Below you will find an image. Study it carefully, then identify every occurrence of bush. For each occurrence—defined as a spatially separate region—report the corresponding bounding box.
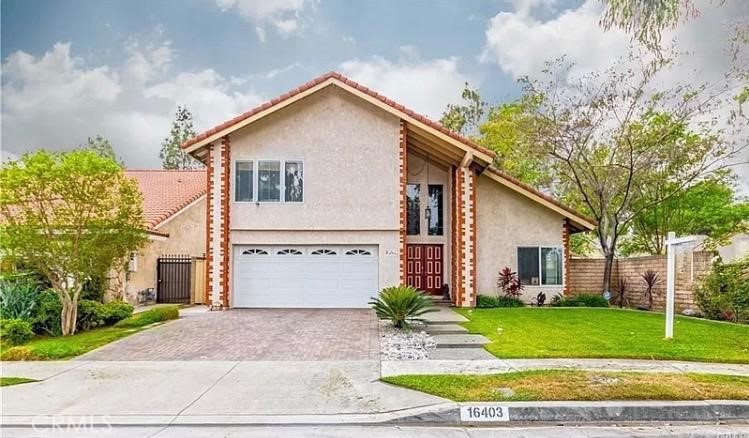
[477,294,525,308]
[0,319,34,345]
[369,286,438,329]
[80,272,107,302]
[551,293,609,308]
[76,299,106,331]
[115,305,180,328]
[102,301,134,325]
[694,257,749,323]
[0,276,41,321]
[31,291,62,336]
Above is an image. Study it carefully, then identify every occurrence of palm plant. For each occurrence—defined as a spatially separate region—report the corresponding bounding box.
[369,285,438,329]
[613,278,629,308]
[641,270,662,310]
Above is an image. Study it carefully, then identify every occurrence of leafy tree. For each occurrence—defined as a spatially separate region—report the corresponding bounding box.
[600,0,698,45]
[506,52,742,293]
[0,150,147,335]
[160,106,203,170]
[439,83,486,136]
[82,135,123,166]
[621,175,749,255]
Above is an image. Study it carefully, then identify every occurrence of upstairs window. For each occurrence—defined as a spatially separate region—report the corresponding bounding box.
[284,161,304,202]
[258,161,281,202]
[235,161,254,202]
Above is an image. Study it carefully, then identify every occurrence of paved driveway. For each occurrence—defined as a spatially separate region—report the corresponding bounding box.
[79,307,380,361]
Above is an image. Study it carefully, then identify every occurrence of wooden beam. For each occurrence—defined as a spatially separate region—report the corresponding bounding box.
[407,145,451,171]
[407,136,459,167]
[407,128,464,162]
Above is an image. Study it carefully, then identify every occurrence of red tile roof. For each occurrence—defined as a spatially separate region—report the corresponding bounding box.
[125,170,206,230]
[180,71,496,159]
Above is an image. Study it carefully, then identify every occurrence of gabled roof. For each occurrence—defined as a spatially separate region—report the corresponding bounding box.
[180,71,594,232]
[125,170,206,230]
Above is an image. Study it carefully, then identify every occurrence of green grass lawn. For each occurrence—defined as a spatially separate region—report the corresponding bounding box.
[456,308,749,363]
[0,305,180,361]
[383,370,749,401]
[0,377,38,387]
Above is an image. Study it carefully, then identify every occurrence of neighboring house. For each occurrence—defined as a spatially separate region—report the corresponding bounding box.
[116,170,207,305]
[180,72,596,309]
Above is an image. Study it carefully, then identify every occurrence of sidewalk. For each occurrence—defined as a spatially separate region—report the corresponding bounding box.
[382,358,749,377]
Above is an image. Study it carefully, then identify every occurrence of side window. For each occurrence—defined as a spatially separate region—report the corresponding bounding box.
[427,184,443,236]
[235,161,253,202]
[284,161,304,202]
[406,183,420,235]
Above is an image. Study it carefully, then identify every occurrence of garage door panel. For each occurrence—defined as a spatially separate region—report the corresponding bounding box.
[233,245,378,308]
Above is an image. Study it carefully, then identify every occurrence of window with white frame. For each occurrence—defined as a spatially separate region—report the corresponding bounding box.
[517,246,563,286]
[235,160,303,203]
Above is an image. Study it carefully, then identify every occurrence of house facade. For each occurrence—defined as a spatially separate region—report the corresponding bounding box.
[181,72,595,308]
[116,170,207,305]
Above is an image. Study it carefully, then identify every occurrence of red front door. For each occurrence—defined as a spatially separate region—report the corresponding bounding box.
[406,244,443,294]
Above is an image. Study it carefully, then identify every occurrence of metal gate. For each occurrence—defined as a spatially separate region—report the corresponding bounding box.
[156,254,192,304]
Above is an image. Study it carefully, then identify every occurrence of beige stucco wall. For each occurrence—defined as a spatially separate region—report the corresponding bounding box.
[124,196,207,304]
[229,85,401,231]
[229,230,400,303]
[476,176,565,302]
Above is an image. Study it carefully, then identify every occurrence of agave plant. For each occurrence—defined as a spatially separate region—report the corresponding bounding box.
[369,285,438,329]
[0,277,40,321]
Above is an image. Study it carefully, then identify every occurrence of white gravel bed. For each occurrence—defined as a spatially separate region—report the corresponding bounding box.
[379,321,436,361]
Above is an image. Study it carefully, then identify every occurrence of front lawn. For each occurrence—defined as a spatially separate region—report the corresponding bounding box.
[383,370,749,401]
[456,308,749,363]
[0,377,37,387]
[0,305,179,361]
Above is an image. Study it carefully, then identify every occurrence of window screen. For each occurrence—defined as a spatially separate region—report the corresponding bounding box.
[235,161,253,202]
[258,161,281,202]
[517,247,540,286]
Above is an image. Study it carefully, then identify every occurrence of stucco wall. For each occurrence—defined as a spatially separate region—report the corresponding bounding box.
[475,175,565,302]
[229,86,401,231]
[229,230,400,302]
[124,196,207,304]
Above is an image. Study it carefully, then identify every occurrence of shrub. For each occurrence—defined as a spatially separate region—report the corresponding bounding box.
[80,272,107,302]
[0,319,34,346]
[496,267,523,297]
[369,286,438,329]
[102,301,134,325]
[694,257,749,323]
[31,291,62,336]
[76,299,106,331]
[551,293,609,308]
[477,294,525,308]
[1,346,40,361]
[115,305,180,328]
[641,270,662,311]
[0,276,40,321]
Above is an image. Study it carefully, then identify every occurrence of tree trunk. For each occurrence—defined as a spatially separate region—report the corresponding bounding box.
[602,252,615,295]
[60,297,78,336]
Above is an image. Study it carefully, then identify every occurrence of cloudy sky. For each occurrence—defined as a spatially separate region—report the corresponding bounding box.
[1,0,747,186]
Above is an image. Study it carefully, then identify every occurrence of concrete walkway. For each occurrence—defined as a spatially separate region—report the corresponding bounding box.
[382,358,749,377]
[0,360,444,419]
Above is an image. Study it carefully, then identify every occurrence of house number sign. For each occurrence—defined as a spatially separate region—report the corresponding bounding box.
[460,405,510,422]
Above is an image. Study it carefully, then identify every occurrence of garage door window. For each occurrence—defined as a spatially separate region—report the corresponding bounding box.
[242,248,268,255]
[277,248,303,255]
[345,249,372,256]
[311,249,337,255]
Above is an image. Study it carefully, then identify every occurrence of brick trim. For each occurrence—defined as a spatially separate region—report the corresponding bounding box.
[399,120,408,285]
[469,168,477,307]
[220,136,231,307]
[204,144,214,306]
[455,166,464,306]
[563,218,571,296]
[450,166,458,305]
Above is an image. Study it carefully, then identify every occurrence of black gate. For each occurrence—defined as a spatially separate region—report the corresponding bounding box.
[156,254,192,304]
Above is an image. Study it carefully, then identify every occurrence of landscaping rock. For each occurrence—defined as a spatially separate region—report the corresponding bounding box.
[380,322,436,361]
[682,308,702,317]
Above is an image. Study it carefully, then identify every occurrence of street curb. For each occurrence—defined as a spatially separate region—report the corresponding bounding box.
[4,401,748,427]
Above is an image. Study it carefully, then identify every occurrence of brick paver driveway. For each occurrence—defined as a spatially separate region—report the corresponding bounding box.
[79,307,380,361]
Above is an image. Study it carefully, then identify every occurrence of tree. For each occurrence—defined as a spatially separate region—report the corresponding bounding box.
[439,83,486,136]
[160,106,203,170]
[600,0,698,45]
[621,175,749,255]
[82,135,123,166]
[0,150,147,335]
[508,51,742,293]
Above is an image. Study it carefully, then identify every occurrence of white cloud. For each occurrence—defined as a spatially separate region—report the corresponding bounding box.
[340,49,474,120]
[1,41,264,168]
[215,0,314,41]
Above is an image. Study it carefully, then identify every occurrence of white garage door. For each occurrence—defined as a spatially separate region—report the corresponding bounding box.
[232,245,378,308]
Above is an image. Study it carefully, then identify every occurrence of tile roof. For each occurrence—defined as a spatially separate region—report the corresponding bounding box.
[180,71,496,159]
[125,170,206,230]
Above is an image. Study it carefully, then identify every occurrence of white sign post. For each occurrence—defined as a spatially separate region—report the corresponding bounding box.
[664,232,698,339]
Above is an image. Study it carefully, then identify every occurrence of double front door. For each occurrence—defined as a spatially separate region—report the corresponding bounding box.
[406,244,443,294]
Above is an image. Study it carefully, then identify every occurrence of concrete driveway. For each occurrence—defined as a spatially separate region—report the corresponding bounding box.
[78,307,380,361]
